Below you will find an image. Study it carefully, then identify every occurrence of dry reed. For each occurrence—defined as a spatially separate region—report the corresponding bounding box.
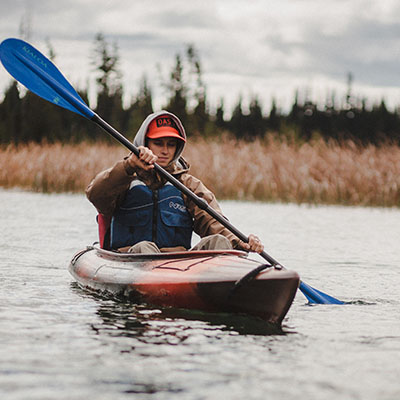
[1,138,399,207]
[0,142,126,193]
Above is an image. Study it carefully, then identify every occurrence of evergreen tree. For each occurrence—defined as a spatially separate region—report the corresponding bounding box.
[229,96,246,139]
[247,96,265,139]
[0,81,22,143]
[268,98,280,132]
[126,76,154,137]
[91,33,124,131]
[160,44,212,134]
[372,99,397,144]
[163,54,188,126]
[186,45,208,134]
[288,90,301,125]
[215,98,226,130]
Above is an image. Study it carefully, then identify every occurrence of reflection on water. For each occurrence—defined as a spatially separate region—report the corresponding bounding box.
[1,190,400,400]
[71,283,286,339]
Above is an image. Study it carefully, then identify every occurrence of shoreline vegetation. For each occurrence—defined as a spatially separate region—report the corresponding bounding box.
[0,137,399,208]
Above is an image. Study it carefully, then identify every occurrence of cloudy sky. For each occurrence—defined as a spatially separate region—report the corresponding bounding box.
[0,0,399,114]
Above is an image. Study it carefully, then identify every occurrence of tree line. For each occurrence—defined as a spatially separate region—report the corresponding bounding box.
[0,33,399,146]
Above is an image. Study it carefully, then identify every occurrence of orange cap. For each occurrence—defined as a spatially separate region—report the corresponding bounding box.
[146,116,186,142]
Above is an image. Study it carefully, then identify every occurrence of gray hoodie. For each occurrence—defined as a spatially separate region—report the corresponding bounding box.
[133,110,187,167]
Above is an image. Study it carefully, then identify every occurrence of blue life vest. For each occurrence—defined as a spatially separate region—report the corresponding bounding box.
[110,180,193,249]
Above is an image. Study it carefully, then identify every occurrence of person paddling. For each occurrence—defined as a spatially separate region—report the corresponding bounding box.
[86,110,264,254]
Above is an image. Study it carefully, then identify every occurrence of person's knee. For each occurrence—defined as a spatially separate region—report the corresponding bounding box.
[211,234,232,249]
[194,234,232,250]
[128,241,160,254]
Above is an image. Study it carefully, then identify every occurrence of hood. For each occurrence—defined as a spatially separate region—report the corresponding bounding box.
[133,110,187,166]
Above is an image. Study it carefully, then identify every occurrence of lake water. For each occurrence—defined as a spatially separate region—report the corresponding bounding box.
[0,189,399,400]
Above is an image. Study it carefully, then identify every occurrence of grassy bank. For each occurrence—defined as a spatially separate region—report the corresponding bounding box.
[1,138,399,207]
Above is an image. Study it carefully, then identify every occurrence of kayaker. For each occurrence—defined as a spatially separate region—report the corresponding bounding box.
[86,110,264,254]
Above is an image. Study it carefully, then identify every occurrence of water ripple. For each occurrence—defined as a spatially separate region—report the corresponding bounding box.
[1,191,400,400]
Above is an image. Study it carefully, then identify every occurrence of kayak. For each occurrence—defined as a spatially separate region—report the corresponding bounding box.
[69,245,300,325]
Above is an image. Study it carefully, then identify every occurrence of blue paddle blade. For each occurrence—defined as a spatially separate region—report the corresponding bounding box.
[0,38,94,119]
[299,281,344,304]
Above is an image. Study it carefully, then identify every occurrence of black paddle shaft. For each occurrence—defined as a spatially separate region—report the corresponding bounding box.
[92,114,279,267]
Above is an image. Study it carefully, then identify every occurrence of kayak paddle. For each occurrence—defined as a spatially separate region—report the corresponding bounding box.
[0,38,343,305]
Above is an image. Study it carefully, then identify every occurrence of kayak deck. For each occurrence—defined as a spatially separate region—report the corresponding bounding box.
[69,246,300,325]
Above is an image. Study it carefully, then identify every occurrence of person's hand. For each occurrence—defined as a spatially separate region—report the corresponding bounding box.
[127,146,157,171]
[241,234,264,254]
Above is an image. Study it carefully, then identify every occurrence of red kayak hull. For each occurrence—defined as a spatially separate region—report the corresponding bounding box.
[69,246,299,325]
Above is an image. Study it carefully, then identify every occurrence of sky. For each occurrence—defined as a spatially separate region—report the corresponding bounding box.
[0,0,400,115]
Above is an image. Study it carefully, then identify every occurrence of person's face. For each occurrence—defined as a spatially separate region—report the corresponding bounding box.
[147,137,178,167]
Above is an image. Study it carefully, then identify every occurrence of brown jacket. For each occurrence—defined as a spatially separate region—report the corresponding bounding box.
[86,156,244,250]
